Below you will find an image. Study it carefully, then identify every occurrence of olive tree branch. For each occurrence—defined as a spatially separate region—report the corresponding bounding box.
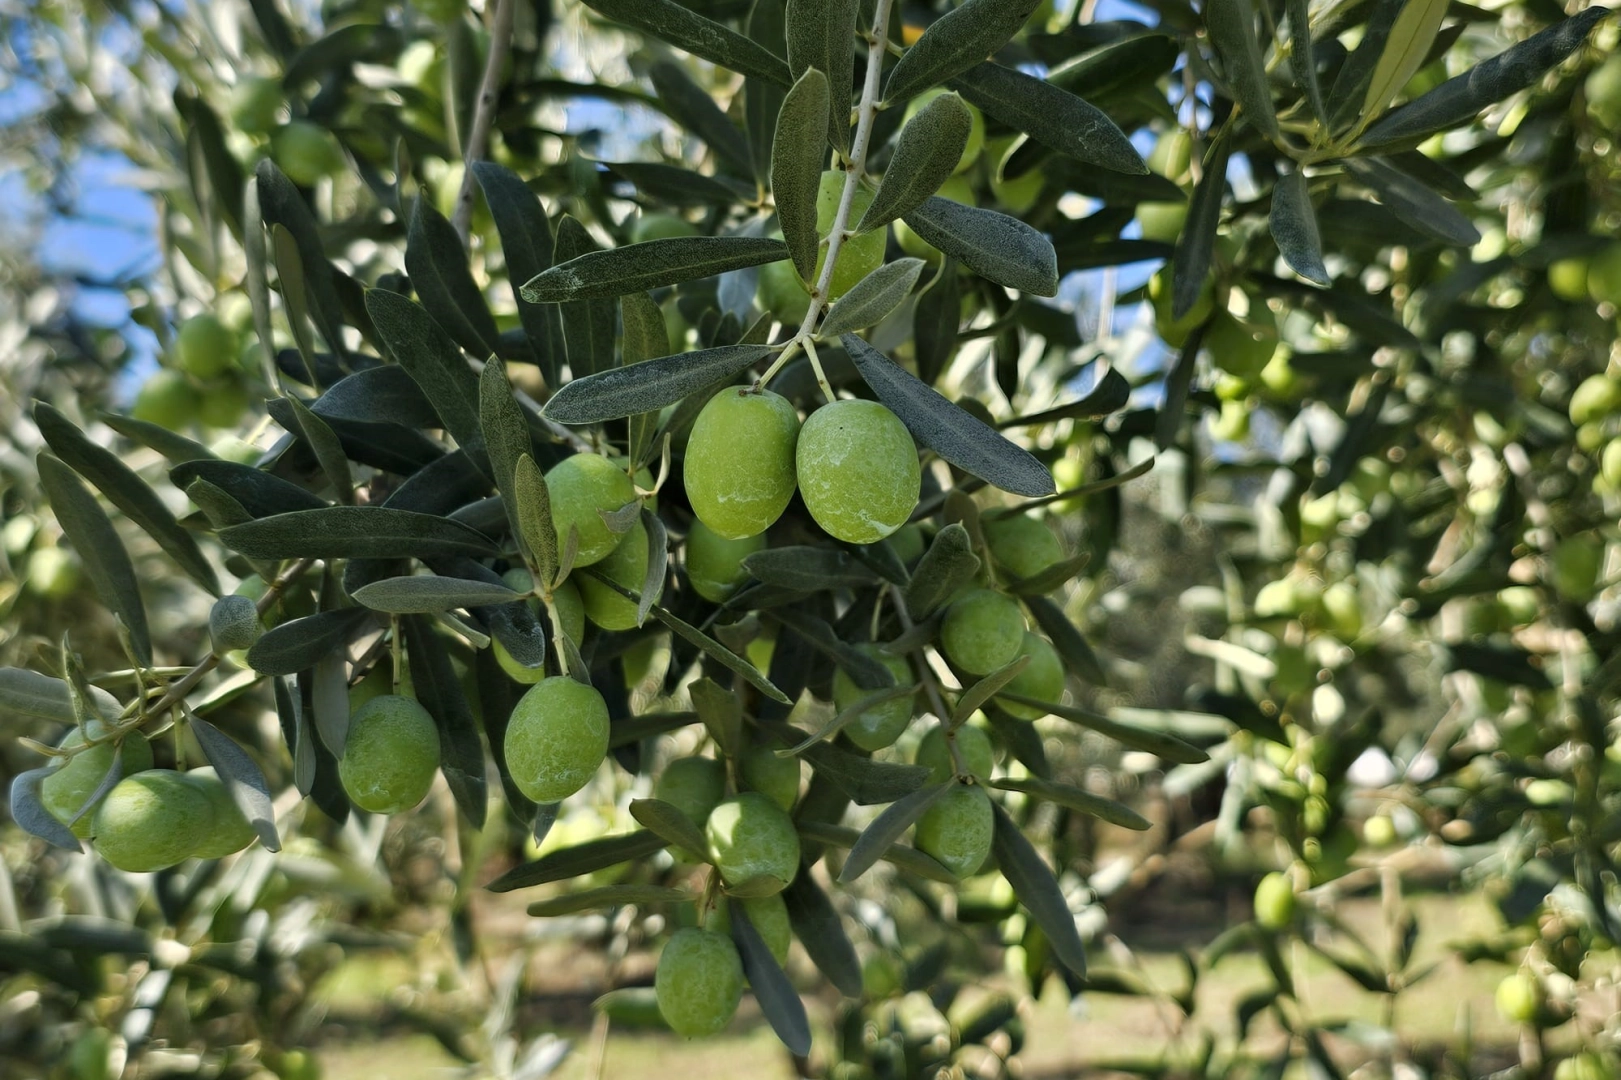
[452,0,516,245]
[889,586,967,778]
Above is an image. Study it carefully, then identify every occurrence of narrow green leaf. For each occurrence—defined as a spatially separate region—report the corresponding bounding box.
[364,289,487,467]
[797,739,931,806]
[472,160,562,387]
[913,258,961,387]
[486,830,668,892]
[34,403,219,595]
[951,63,1146,176]
[690,678,744,758]
[282,396,354,504]
[858,93,973,234]
[1269,170,1331,286]
[629,797,709,860]
[37,455,150,666]
[1344,157,1480,246]
[1284,0,1326,126]
[785,0,858,150]
[1206,0,1280,139]
[622,293,666,470]
[780,683,919,755]
[883,0,1044,106]
[899,198,1058,297]
[100,412,215,466]
[219,506,499,560]
[653,606,789,704]
[990,802,1087,976]
[351,576,522,614]
[1360,0,1450,123]
[312,366,439,428]
[843,334,1054,497]
[11,769,82,852]
[552,215,618,378]
[513,454,558,588]
[189,714,281,850]
[819,260,925,337]
[992,776,1151,831]
[795,819,957,883]
[637,508,668,628]
[1325,0,1404,131]
[1171,132,1231,320]
[256,160,348,363]
[523,237,790,302]
[650,61,754,178]
[1022,594,1107,684]
[602,160,755,207]
[903,522,980,619]
[773,68,832,281]
[1004,692,1209,763]
[407,199,502,359]
[953,654,1031,725]
[246,609,372,677]
[479,357,535,558]
[746,0,789,184]
[742,546,878,591]
[1358,7,1612,150]
[0,668,119,724]
[731,903,812,1056]
[839,781,953,883]
[527,884,694,917]
[581,0,792,87]
[403,615,487,827]
[170,459,326,518]
[542,344,773,424]
[782,872,863,997]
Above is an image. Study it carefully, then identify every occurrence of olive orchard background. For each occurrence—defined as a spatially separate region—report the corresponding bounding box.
[2,0,1621,1078]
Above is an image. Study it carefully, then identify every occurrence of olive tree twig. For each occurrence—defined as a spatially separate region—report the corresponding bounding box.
[453,0,516,245]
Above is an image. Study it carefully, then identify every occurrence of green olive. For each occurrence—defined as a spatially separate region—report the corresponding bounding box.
[209,594,264,654]
[578,520,661,631]
[940,589,1026,676]
[91,770,212,872]
[182,767,257,859]
[1149,267,1214,349]
[271,120,346,187]
[710,893,792,966]
[685,388,800,540]
[982,513,1063,582]
[739,744,801,811]
[655,927,744,1037]
[654,755,727,827]
[230,75,285,134]
[705,792,800,893]
[796,399,920,545]
[1494,971,1544,1024]
[904,89,984,175]
[42,723,154,838]
[1203,309,1279,380]
[132,369,201,431]
[1253,871,1296,929]
[1587,244,1621,305]
[814,170,887,300]
[915,783,994,879]
[545,453,639,568]
[914,723,994,781]
[686,519,766,603]
[997,632,1064,719]
[632,212,699,243]
[1568,374,1621,427]
[339,694,442,814]
[176,314,237,379]
[831,644,915,752]
[198,379,251,430]
[504,677,610,804]
[25,547,81,600]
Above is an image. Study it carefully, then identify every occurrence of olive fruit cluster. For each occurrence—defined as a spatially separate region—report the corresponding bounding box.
[133,311,257,433]
[685,389,921,546]
[72,765,257,873]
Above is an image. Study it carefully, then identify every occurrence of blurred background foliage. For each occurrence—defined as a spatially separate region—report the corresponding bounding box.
[2,0,1621,1078]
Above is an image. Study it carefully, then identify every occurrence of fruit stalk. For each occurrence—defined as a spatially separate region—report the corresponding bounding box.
[452,0,516,244]
[889,586,966,778]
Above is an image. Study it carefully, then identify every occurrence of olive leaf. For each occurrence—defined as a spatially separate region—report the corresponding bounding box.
[1284,0,1326,125]
[952,654,1031,725]
[782,872,863,996]
[796,819,957,883]
[581,0,791,87]
[621,292,667,470]
[1206,0,1279,139]
[33,403,220,595]
[246,608,373,677]
[1171,132,1231,320]
[654,606,791,705]
[839,781,954,883]
[730,902,812,1056]
[479,357,536,558]
[913,257,962,386]
[637,508,668,628]
[513,454,558,587]
[364,289,487,469]
[406,198,502,359]
[903,523,980,619]
[403,615,488,828]
[649,61,755,179]
[1344,158,1481,246]
[219,506,499,560]
[351,576,523,613]
[522,236,790,303]
[898,198,1059,297]
[541,344,774,424]
[818,259,925,337]
[189,714,282,851]
[472,160,564,386]
[0,668,121,724]
[990,802,1087,976]
[527,884,694,917]
[856,92,972,234]
[629,798,710,860]
[991,776,1151,831]
[1269,169,1331,286]
[843,334,1054,497]
[170,459,327,517]
[950,63,1146,176]
[742,546,878,590]
[99,412,215,466]
[1358,0,1450,124]
[552,215,618,378]
[10,769,82,852]
[882,0,1044,106]
[690,677,744,758]
[37,454,151,666]
[772,67,831,282]
[282,395,354,504]
[486,830,668,892]
[785,0,858,149]
[311,365,439,428]
[1020,594,1107,684]
[796,738,931,805]
[1003,692,1209,763]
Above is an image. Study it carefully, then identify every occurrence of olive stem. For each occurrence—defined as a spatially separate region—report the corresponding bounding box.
[801,338,837,404]
[889,587,966,778]
[452,0,516,245]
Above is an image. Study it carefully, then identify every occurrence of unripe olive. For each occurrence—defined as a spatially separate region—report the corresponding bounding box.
[940,589,1026,675]
[1603,438,1621,490]
[1149,267,1214,349]
[578,520,661,631]
[655,927,744,1037]
[132,369,201,431]
[632,212,699,244]
[889,523,926,565]
[1587,244,1621,305]
[1494,971,1544,1024]
[42,724,155,838]
[198,379,251,430]
[1136,200,1187,244]
[1550,533,1604,602]
[815,170,887,300]
[339,695,442,814]
[176,313,237,379]
[1203,310,1279,380]
[710,893,792,966]
[544,453,638,568]
[988,136,1042,214]
[209,594,264,654]
[915,723,994,781]
[685,388,800,540]
[915,783,994,879]
[755,252,810,325]
[1547,257,1590,302]
[904,88,984,174]
[982,513,1063,582]
[686,519,766,602]
[551,577,586,642]
[655,755,727,826]
[1568,374,1621,427]
[705,792,801,893]
[25,546,81,600]
[739,744,801,811]
[1147,129,1193,182]
[831,644,915,752]
[1320,581,1363,641]
[796,399,920,545]
[181,767,256,859]
[91,770,212,872]
[1253,871,1296,929]
[997,632,1064,719]
[230,75,285,134]
[271,120,346,187]
[504,677,610,804]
